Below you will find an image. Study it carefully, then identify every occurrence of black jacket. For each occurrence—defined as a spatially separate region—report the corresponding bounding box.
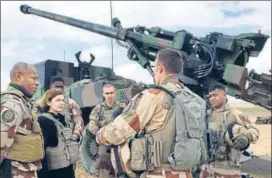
[37,112,75,178]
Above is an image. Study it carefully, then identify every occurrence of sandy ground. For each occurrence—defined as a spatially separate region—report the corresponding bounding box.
[231,103,271,157]
[75,102,271,178]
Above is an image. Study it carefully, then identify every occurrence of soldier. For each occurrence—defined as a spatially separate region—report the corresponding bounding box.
[0,62,44,178]
[35,76,84,141]
[88,83,126,178]
[96,48,194,178]
[200,84,260,178]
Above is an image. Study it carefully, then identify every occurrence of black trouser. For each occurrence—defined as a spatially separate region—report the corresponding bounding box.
[0,159,11,178]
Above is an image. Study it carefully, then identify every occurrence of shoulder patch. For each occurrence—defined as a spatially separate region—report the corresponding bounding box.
[148,88,162,95]
[1,110,15,123]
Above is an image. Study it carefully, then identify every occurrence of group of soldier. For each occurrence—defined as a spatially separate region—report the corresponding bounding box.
[1,48,260,178]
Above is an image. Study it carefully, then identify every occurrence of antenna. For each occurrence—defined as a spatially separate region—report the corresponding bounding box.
[64,50,66,62]
[110,1,114,72]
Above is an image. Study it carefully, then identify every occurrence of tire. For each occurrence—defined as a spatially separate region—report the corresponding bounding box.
[79,126,99,174]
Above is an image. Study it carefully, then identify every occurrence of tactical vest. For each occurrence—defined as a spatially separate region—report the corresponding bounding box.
[1,90,44,162]
[130,86,176,170]
[41,113,79,170]
[98,102,123,127]
[130,96,175,171]
[208,106,245,167]
[111,86,177,178]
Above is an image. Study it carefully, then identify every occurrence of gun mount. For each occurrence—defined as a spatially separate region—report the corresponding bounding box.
[21,5,271,110]
[75,51,96,80]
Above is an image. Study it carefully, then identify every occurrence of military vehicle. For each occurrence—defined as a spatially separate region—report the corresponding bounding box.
[255,116,272,125]
[33,51,144,125]
[20,5,271,177]
[32,51,145,174]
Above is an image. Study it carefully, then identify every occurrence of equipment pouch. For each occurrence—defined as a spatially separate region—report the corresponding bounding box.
[228,148,241,167]
[130,137,148,171]
[215,146,228,160]
[150,140,163,168]
[6,133,44,162]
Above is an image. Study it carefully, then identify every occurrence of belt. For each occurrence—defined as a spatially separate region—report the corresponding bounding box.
[214,172,240,178]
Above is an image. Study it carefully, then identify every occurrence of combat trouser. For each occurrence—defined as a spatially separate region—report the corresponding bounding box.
[11,167,37,178]
[0,159,37,178]
[97,145,111,178]
[147,169,192,178]
[200,163,240,178]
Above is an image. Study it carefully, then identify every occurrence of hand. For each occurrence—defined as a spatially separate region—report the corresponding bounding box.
[233,135,250,151]
[70,134,79,142]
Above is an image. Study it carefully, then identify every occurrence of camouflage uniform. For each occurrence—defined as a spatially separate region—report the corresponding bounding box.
[200,104,260,178]
[96,77,193,178]
[34,96,84,139]
[0,85,43,178]
[88,101,126,178]
[89,101,126,135]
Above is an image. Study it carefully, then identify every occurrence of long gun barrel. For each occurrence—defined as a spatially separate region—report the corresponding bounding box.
[20,5,172,50]
[20,4,271,110]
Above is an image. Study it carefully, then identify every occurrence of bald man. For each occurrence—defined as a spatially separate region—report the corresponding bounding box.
[0,62,44,178]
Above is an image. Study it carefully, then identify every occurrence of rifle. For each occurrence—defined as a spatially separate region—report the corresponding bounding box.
[19,5,271,110]
[203,96,219,164]
[206,130,219,163]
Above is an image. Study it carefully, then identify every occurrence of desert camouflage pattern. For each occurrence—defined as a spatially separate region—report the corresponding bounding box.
[0,86,42,178]
[79,82,143,174]
[96,76,193,178]
[200,104,260,177]
[34,96,84,138]
[145,169,193,178]
[66,97,84,137]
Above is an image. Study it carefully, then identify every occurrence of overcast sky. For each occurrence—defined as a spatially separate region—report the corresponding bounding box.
[1,1,271,102]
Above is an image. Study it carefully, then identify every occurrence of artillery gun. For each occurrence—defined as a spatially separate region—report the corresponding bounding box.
[20,4,271,110]
[20,4,271,176]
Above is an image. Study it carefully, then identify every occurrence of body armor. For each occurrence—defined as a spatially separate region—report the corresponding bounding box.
[41,113,79,170]
[1,89,44,162]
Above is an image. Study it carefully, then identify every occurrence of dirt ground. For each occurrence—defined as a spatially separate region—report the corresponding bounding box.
[75,102,271,178]
[232,102,271,156]
[75,160,95,178]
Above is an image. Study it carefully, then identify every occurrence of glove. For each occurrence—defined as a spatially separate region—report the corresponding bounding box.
[233,135,250,151]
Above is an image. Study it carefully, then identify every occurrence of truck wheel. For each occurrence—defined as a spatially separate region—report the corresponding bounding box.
[79,126,99,174]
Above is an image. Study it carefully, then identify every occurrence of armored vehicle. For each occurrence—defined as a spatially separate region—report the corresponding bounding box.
[33,51,144,125]
[32,51,145,173]
[21,4,271,177]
